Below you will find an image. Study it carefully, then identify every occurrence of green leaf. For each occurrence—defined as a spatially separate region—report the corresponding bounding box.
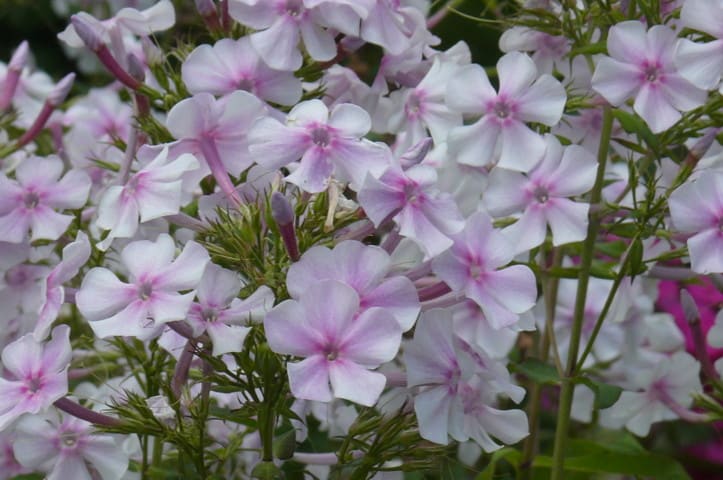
[625,236,646,278]
[475,447,521,480]
[576,377,624,409]
[510,358,560,385]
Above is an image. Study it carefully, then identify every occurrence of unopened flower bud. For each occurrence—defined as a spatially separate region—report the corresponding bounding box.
[126,54,146,83]
[8,41,29,71]
[195,0,217,16]
[271,191,294,226]
[141,37,163,67]
[680,289,700,325]
[71,13,105,51]
[48,73,75,106]
[400,137,433,168]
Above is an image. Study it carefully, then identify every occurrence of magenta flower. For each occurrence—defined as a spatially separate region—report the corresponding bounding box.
[0,156,91,244]
[96,147,199,249]
[431,211,538,328]
[166,91,267,205]
[182,37,302,105]
[591,21,707,133]
[14,412,129,480]
[483,135,597,253]
[286,240,420,331]
[186,264,274,356]
[358,157,465,259]
[248,99,390,192]
[0,325,71,431]
[264,280,402,406]
[76,234,210,339]
[668,171,723,274]
[445,51,566,171]
[35,232,91,341]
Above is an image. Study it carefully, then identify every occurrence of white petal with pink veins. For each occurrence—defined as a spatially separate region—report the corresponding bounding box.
[288,356,333,402]
[499,121,546,172]
[338,307,401,365]
[448,118,500,167]
[607,21,648,64]
[206,323,252,356]
[634,82,681,133]
[328,103,371,137]
[299,20,336,62]
[328,359,386,406]
[251,17,301,71]
[544,198,590,246]
[680,0,723,37]
[516,74,566,125]
[676,39,723,90]
[497,52,538,97]
[415,387,453,444]
[591,57,642,105]
[446,64,497,114]
[155,240,210,291]
[688,229,723,274]
[503,207,548,253]
[77,268,136,320]
[121,235,176,280]
[28,207,73,242]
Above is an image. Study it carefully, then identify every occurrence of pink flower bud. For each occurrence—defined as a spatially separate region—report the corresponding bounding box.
[70,14,105,51]
[47,73,75,106]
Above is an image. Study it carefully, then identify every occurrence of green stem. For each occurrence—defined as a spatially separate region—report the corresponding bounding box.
[518,249,562,480]
[550,106,613,480]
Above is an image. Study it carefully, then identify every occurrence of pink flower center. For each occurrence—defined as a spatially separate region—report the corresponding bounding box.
[469,263,484,281]
[25,375,44,394]
[138,282,153,301]
[23,191,40,209]
[237,77,255,92]
[325,348,339,361]
[494,101,511,119]
[642,61,663,83]
[533,186,550,203]
[59,431,78,450]
[311,127,331,147]
[406,92,424,117]
[283,0,304,17]
[201,307,218,323]
[4,266,27,287]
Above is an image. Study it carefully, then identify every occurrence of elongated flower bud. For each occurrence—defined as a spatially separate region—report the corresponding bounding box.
[0,41,29,111]
[16,73,75,148]
[271,191,300,261]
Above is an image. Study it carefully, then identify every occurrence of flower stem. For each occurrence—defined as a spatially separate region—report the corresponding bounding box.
[550,106,613,480]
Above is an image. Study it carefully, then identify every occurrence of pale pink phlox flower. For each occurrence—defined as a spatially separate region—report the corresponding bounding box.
[76,234,210,339]
[405,309,528,451]
[358,144,465,259]
[0,57,54,129]
[360,0,426,56]
[248,99,390,193]
[95,146,199,250]
[264,279,403,406]
[228,0,371,71]
[499,26,571,74]
[386,58,464,153]
[668,170,723,274]
[483,135,597,254]
[0,155,91,244]
[186,264,275,356]
[0,261,46,323]
[0,432,30,478]
[58,1,175,50]
[446,51,566,171]
[452,300,535,359]
[0,325,71,431]
[14,411,129,480]
[166,91,267,203]
[675,0,723,91]
[432,211,538,328]
[182,37,302,106]
[35,232,91,341]
[599,351,702,436]
[286,240,420,331]
[591,21,707,133]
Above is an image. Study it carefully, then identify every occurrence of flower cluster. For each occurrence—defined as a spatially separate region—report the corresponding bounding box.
[0,0,722,478]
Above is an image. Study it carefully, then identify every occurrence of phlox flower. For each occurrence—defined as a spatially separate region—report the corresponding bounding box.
[58,0,175,49]
[432,211,538,328]
[186,264,274,356]
[181,37,302,105]
[359,0,424,55]
[95,147,199,249]
[0,432,30,478]
[498,27,570,74]
[483,135,597,254]
[76,234,210,339]
[385,58,463,152]
[445,51,566,171]
[264,280,402,407]
[668,171,723,273]
[166,91,267,204]
[591,21,707,133]
[358,146,465,259]
[248,99,389,192]
[285,240,420,331]
[0,325,71,431]
[228,0,370,71]
[14,411,128,480]
[35,232,91,341]
[405,309,528,451]
[600,351,702,436]
[0,155,91,244]
[675,0,723,91]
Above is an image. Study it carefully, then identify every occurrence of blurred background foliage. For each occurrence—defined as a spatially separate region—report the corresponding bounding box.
[0,0,505,89]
